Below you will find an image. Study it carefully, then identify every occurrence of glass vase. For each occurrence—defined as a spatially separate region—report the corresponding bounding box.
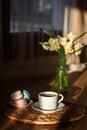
[55,46,68,91]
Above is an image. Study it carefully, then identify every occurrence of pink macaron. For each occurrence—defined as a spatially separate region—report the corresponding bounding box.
[14,98,28,106]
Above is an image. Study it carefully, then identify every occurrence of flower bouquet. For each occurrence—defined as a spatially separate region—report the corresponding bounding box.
[39,29,87,90]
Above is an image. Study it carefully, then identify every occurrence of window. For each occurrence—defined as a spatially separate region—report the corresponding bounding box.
[10,0,64,32]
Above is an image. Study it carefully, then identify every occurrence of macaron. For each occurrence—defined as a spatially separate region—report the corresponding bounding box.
[11,90,23,100]
[23,89,30,101]
[14,98,28,106]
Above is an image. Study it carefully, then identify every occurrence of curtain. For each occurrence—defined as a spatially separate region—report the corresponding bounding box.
[63,0,87,64]
[63,0,87,41]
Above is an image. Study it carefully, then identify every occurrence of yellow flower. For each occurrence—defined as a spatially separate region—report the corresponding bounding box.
[60,37,67,47]
[55,38,60,50]
[67,32,76,42]
[74,43,84,55]
[48,38,60,51]
[39,29,86,56]
[42,42,49,50]
[49,46,57,51]
[48,38,55,44]
[65,42,73,55]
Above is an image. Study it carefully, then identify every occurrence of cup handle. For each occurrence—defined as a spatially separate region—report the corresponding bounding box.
[58,94,64,104]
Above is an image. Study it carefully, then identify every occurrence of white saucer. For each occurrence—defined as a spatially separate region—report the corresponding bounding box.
[11,100,33,108]
[32,102,65,113]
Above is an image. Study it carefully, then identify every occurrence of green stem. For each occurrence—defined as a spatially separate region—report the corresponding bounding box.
[73,32,87,42]
[55,45,68,90]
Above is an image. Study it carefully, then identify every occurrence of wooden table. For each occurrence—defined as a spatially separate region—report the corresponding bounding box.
[0,70,87,130]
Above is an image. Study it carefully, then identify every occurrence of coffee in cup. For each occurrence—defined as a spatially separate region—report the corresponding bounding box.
[38,91,64,110]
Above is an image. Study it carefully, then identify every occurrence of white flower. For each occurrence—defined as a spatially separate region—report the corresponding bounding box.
[42,42,49,50]
[47,38,60,51]
[65,41,73,55]
[67,32,76,42]
[60,37,67,47]
[74,43,84,55]
[48,38,55,44]
[40,30,86,56]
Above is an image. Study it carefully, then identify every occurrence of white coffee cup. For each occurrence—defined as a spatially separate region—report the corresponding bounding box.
[38,91,64,110]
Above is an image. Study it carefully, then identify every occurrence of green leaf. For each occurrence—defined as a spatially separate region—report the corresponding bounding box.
[38,42,50,46]
[40,28,56,38]
[38,42,44,46]
[73,32,87,42]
